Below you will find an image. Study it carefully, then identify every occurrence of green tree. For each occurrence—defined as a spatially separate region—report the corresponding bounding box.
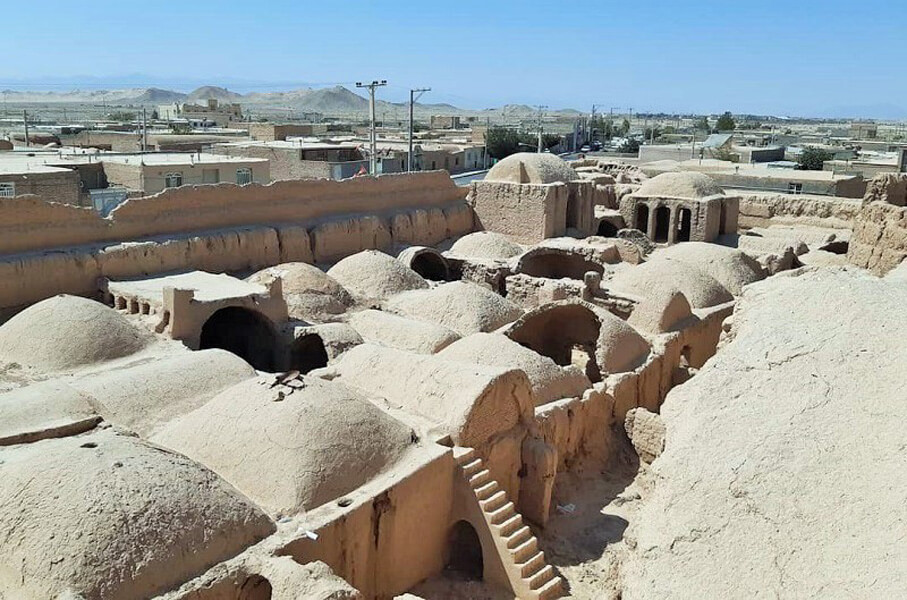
[797,146,833,171]
[589,115,613,140]
[485,126,521,159]
[643,126,662,141]
[716,111,736,131]
[695,116,710,132]
[170,123,193,134]
[620,118,631,135]
[617,138,640,154]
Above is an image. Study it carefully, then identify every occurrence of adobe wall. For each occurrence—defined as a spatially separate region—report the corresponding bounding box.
[0,173,474,311]
[847,200,907,275]
[737,192,862,230]
[101,160,145,192]
[468,181,568,244]
[282,450,454,600]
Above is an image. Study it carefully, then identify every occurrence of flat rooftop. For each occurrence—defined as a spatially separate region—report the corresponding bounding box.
[215,140,361,151]
[108,271,268,304]
[101,152,268,166]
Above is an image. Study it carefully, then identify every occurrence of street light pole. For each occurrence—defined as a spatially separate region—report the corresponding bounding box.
[408,87,430,172]
[356,80,387,175]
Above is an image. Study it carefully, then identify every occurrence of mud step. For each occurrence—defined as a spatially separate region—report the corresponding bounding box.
[536,574,565,600]
[494,513,523,537]
[510,536,539,563]
[480,490,508,512]
[505,525,532,549]
[474,480,499,500]
[469,469,492,487]
[488,501,516,525]
[528,564,556,590]
[518,550,547,578]
[460,458,484,477]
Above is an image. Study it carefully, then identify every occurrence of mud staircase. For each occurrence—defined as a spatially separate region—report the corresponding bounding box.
[454,447,565,600]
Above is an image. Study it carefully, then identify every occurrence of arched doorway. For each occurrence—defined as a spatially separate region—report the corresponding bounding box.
[654,206,670,243]
[506,303,603,383]
[635,204,649,233]
[597,220,618,237]
[238,575,272,600]
[199,307,277,371]
[677,207,692,242]
[289,332,329,373]
[410,253,449,281]
[446,520,483,580]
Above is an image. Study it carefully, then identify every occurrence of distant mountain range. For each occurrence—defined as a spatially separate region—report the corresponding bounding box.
[0,84,580,118]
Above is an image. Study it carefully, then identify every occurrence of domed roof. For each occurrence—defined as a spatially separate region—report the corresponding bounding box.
[330,343,532,447]
[0,295,150,372]
[385,281,523,336]
[635,171,724,199]
[327,250,428,300]
[349,309,460,354]
[485,152,579,185]
[447,231,524,261]
[609,258,734,308]
[0,429,274,599]
[628,287,695,335]
[248,262,353,321]
[438,333,591,405]
[655,242,765,294]
[153,376,414,516]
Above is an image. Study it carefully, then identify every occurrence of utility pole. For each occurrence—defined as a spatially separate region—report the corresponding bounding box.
[141,108,147,153]
[23,110,29,147]
[483,116,490,169]
[356,80,387,175]
[408,87,430,172]
[536,105,547,153]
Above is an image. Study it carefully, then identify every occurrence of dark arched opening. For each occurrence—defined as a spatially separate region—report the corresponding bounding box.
[597,220,619,237]
[446,520,483,580]
[411,253,449,281]
[677,208,692,242]
[518,251,604,280]
[199,307,277,371]
[654,206,670,243]
[506,304,603,383]
[238,575,272,600]
[289,332,329,373]
[635,204,650,233]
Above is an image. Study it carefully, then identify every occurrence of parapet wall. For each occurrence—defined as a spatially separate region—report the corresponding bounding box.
[0,171,467,255]
[0,172,474,312]
[738,192,862,230]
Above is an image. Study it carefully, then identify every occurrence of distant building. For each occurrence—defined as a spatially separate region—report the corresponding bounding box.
[211,140,368,181]
[248,123,329,141]
[431,115,461,130]
[850,122,878,139]
[0,152,108,206]
[639,159,866,198]
[102,152,268,195]
[158,99,243,128]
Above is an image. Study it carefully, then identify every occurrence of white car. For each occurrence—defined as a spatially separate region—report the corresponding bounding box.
[580,145,591,152]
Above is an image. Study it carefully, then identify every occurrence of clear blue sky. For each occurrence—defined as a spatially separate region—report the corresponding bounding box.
[3,0,906,117]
